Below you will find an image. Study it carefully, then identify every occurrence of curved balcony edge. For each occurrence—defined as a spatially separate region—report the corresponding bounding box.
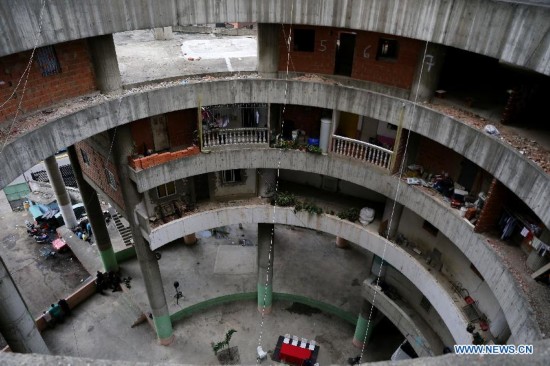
[1,0,549,75]
[134,148,542,344]
[146,204,472,345]
[2,79,548,226]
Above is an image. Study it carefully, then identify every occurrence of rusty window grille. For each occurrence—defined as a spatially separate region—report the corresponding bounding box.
[36,46,61,76]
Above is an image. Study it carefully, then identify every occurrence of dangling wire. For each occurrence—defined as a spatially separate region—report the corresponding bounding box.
[357,39,431,363]
[0,0,47,153]
[256,3,295,361]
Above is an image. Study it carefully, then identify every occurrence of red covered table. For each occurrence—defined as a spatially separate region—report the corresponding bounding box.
[279,342,312,365]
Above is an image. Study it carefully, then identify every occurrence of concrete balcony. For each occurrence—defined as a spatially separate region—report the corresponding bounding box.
[127,147,544,344]
[331,135,393,170]
[3,1,549,75]
[136,200,472,345]
[4,79,548,229]
[202,127,269,149]
[362,278,445,358]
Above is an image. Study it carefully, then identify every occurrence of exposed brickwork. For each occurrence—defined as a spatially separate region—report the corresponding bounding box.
[475,178,509,233]
[130,109,197,155]
[74,140,125,211]
[0,40,96,124]
[278,25,422,89]
[415,136,462,179]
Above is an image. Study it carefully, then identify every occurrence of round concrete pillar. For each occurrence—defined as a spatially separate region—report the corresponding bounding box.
[319,117,332,153]
[0,257,50,354]
[44,155,78,229]
[353,301,376,348]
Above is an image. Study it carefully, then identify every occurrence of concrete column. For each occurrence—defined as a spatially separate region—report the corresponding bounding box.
[0,256,50,354]
[258,169,276,198]
[88,34,122,94]
[257,223,274,314]
[409,43,446,103]
[153,27,173,40]
[67,145,118,272]
[44,155,78,229]
[353,300,377,348]
[110,125,173,345]
[381,199,404,239]
[257,23,280,78]
[319,117,332,153]
[183,233,197,246]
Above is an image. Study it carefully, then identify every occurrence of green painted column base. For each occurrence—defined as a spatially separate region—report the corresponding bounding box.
[353,314,373,348]
[257,283,272,314]
[99,247,119,272]
[154,314,174,345]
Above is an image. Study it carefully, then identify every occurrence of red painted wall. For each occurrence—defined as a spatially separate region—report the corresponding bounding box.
[130,109,197,155]
[0,40,96,123]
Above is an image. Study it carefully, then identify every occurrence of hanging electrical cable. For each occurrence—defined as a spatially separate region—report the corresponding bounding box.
[357,39,432,363]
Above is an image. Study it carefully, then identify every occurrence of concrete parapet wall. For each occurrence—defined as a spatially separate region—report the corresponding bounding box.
[2,339,550,366]
[362,281,441,357]
[150,204,471,345]
[1,0,548,74]
[1,80,546,226]
[134,148,541,344]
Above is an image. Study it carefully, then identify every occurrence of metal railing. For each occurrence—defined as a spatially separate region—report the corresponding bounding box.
[331,135,393,169]
[203,128,269,148]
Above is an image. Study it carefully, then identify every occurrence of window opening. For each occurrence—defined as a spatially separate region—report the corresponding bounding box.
[80,149,90,166]
[36,46,61,76]
[157,182,176,198]
[293,29,315,52]
[222,169,242,184]
[377,38,398,60]
[105,169,117,190]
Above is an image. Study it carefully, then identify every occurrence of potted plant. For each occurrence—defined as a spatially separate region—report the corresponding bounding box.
[211,329,239,364]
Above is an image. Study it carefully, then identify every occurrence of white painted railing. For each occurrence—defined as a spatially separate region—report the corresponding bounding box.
[331,135,393,169]
[203,128,269,147]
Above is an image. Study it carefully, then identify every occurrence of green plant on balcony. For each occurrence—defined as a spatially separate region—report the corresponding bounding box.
[337,207,360,222]
[274,191,297,207]
[294,200,323,215]
[306,144,323,154]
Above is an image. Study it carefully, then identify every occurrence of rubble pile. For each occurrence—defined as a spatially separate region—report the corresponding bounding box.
[427,103,550,174]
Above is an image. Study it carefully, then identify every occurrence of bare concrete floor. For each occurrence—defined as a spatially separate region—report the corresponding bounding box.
[42,224,404,364]
[114,30,257,86]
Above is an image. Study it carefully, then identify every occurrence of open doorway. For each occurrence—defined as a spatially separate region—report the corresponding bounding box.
[334,32,356,77]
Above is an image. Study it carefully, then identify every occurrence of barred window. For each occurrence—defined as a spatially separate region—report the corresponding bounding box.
[36,46,61,76]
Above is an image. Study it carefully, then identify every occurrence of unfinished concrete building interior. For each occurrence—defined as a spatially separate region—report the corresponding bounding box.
[1,0,550,365]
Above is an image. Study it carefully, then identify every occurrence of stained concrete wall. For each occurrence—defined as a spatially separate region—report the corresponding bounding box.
[148,204,472,345]
[2,340,550,366]
[0,81,544,342]
[128,148,542,344]
[1,80,545,227]
[1,1,549,75]
[398,207,509,341]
